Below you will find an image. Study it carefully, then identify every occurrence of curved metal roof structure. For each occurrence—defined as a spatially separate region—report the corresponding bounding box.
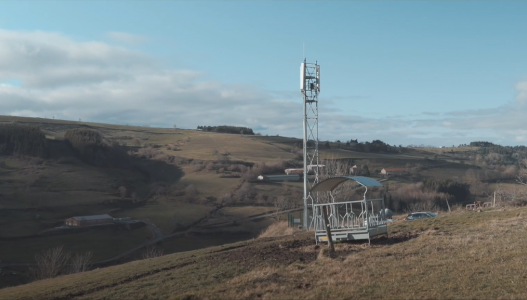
[310,176,383,192]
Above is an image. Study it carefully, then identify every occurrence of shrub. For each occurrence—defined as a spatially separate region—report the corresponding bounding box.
[131,138,141,146]
[235,182,257,201]
[185,184,199,201]
[198,125,255,135]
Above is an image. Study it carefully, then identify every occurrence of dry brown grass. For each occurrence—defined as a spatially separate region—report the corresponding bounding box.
[258,221,293,238]
[5,207,527,300]
[175,133,296,163]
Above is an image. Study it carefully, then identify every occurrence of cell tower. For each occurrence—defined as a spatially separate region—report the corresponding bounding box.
[300,59,320,230]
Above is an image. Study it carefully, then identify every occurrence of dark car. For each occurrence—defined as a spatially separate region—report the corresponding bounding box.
[405,212,438,221]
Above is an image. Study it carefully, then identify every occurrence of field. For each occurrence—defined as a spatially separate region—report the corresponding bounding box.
[3,206,527,299]
[112,203,212,234]
[0,116,310,284]
[0,226,151,263]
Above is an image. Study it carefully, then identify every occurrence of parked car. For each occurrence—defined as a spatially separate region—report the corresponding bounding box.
[405,212,438,221]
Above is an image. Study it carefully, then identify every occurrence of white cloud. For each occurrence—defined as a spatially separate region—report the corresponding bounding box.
[0,29,153,88]
[0,29,306,137]
[0,28,526,147]
[515,80,527,104]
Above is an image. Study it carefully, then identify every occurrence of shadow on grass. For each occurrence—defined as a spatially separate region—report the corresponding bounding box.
[47,139,185,198]
[315,231,421,260]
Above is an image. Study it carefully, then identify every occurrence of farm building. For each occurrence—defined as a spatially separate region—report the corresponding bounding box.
[285,168,304,175]
[380,168,409,176]
[258,174,301,182]
[284,164,325,175]
[65,214,114,227]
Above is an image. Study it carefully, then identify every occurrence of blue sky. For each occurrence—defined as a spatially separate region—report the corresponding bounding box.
[1,1,527,146]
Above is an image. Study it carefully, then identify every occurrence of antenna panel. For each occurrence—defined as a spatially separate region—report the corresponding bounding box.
[300,63,305,92]
[316,65,320,91]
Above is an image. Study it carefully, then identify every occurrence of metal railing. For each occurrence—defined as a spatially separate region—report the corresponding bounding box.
[312,198,387,233]
[466,202,493,210]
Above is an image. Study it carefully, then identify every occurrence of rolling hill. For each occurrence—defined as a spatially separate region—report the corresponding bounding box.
[0,115,525,294]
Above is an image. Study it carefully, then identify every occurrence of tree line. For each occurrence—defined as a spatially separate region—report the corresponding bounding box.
[197,125,254,135]
[341,139,398,153]
[470,141,496,147]
[64,129,130,167]
[386,178,472,212]
[0,124,48,157]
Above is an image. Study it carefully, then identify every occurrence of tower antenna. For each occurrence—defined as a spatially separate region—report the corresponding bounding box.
[300,59,320,230]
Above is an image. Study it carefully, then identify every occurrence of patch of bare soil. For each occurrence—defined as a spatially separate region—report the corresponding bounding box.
[208,234,317,269]
[207,231,420,269]
[371,231,421,244]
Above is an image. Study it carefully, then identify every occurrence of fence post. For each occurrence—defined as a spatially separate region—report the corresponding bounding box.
[322,206,335,254]
[493,192,496,208]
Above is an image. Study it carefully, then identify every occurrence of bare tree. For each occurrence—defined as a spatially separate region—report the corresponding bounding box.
[317,158,355,204]
[255,194,267,206]
[29,246,71,280]
[118,186,128,199]
[142,246,164,259]
[273,196,294,221]
[495,181,527,205]
[69,251,93,274]
[404,202,437,213]
[235,182,257,201]
[517,167,527,185]
[131,138,141,147]
[319,158,353,182]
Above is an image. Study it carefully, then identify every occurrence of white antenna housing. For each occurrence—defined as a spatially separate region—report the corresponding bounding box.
[300,63,305,92]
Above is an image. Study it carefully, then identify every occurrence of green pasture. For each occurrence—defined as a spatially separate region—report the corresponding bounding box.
[174,133,296,163]
[178,169,240,199]
[114,203,212,234]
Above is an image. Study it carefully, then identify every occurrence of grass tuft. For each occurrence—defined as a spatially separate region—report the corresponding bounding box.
[257,221,293,238]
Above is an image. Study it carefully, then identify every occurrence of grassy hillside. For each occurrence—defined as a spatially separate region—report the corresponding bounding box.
[2,206,527,299]
[2,115,526,292]
[0,117,306,284]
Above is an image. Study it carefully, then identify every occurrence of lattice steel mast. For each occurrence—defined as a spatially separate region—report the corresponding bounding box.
[301,59,320,230]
